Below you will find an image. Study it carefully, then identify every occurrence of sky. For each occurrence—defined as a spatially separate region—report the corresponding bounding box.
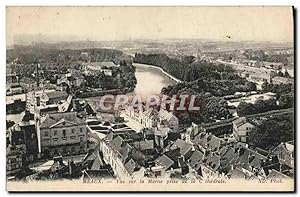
[6,6,294,45]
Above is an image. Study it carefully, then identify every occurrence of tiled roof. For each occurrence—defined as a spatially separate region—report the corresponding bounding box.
[267,169,291,180]
[234,147,267,171]
[119,143,132,161]
[111,136,123,151]
[133,140,154,151]
[170,139,193,156]
[227,167,245,179]
[232,117,249,128]
[19,77,36,84]
[46,91,69,100]
[154,127,170,137]
[143,108,156,117]
[91,152,104,170]
[192,132,223,152]
[105,132,114,142]
[124,159,136,175]
[155,154,174,170]
[205,152,220,172]
[164,148,181,161]
[40,112,85,128]
[159,109,175,121]
[88,62,117,68]
[83,169,113,180]
[189,150,204,169]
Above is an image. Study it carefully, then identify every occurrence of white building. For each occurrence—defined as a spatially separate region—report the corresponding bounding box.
[232,117,255,143]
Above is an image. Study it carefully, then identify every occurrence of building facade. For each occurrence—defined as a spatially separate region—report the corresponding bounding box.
[232,117,255,143]
[37,112,88,158]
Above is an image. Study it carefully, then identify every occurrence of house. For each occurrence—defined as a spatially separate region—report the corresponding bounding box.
[272,141,294,169]
[188,150,204,176]
[39,90,69,106]
[232,117,255,143]
[187,130,293,180]
[162,148,190,176]
[154,127,171,149]
[100,134,145,179]
[153,154,174,177]
[26,89,56,112]
[169,139,193,159]
[192,132,223,153]
[261,62,284,70]
[6,83,23,96]
[271,76,294,85]
[82,169,114,181]
[69,99,96,118]
[7,111,38,161]
[37,112,88,158]
[19,77,37,92]
[200,151,221,178]
[80,52,89,61]
[58,95,73,113]
[140,108,159,128]
[6,144,26,176]
[247,60,260,68]
[84,62,118,76]
[57,72,85,88]
[267,169,292,180]
[133,140,154,152]
[6,73,19,84]
[186,122,201,140]
[248,73,272,84]
[158,109,179,131]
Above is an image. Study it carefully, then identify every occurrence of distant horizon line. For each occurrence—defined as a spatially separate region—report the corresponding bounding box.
[7,36,293,48]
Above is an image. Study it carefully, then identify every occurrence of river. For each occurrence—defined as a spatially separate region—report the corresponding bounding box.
[130,63,176,98]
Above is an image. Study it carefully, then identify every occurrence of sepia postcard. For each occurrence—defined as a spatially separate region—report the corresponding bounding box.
[6,6,295,192]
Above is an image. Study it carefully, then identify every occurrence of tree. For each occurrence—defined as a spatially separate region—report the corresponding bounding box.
[261,81,271,92]
[278,93,294,109]
[245,81,257,91]
[284,70,290,78]
[237,102,256,116]
[6,120,15,129]
[248,113,294,150]
[253,99,277,113]
[277,71,284,77]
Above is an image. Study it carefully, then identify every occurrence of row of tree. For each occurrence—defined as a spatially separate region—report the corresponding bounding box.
[236,99,277,116]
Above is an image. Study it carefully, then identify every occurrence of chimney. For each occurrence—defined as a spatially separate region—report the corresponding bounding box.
[238,148,245,157]
[259,158,265,167]
[72,99,77,112]
[248,154,255,163]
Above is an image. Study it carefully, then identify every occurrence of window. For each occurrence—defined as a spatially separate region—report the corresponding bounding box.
[44,131,48,137]
[80,136,84,142]
[54,130,57,135]
[71,129,75,134]
[80,128,83,132]
[62,130,66,138]
[279,152,284,160]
